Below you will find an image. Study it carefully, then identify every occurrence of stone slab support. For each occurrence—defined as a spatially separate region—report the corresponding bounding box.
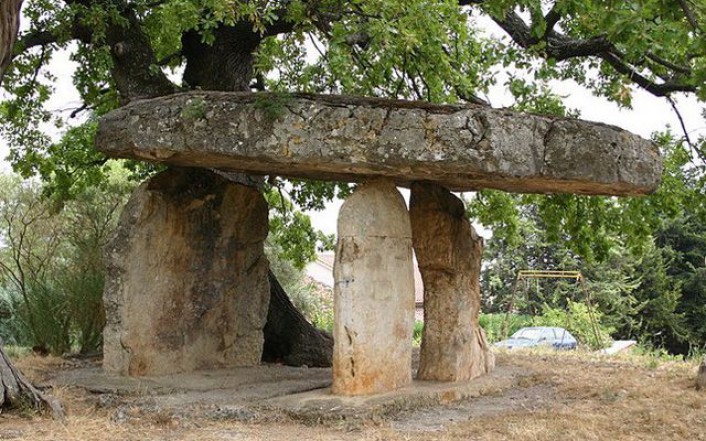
[332,180,415,395]
[103,167,270,376]
[410,182,494,382]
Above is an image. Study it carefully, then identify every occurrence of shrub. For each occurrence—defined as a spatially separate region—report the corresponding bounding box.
[266,240,333,331]
[8,280,72,355]
[480,313,533,343]
[413,320,424,346]
[0,289,23,345]
[0,176,130,355]
[312,309,334,334]
[60,260,105,354]
[287,279,328,322]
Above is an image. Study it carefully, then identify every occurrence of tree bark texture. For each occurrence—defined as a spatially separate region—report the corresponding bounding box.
[262,271,333,367]
[182,23,261,92]
[105,9,175,103]
[0,0,22,84]
[0,345,64,418]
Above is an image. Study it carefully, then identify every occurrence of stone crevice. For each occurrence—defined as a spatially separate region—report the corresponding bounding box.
[541,119,556,176]
[282,103,308,122]
[615,142,624,183]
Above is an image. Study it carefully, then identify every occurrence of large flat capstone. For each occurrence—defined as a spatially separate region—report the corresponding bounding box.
[96,92,661,196]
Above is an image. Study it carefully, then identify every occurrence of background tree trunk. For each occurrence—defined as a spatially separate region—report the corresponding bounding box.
[0,0,22,84]
[181,23,335,366]
[262,271,333,367]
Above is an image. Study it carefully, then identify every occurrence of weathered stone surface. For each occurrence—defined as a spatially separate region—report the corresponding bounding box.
[96,92,661,196]
[410,183,494,382]
[103,167,270,376]
[332,180,415,395]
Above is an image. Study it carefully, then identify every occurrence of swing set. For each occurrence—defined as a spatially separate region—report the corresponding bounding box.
[501,270,603,348]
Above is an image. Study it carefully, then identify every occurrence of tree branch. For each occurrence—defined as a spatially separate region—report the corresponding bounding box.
[263,15,297,37]
[601,52,696,96]
[25,45,49,94]
[482,6,697,97]
[677,0,700,32]
[543,6,562,39]
[493,10,538,47]
[16,31,56,51]
[69,102,93,118]
[667,96,706,163]
[645,52,692,75]
[492,9,614,61]
[546,34,613,61]
[15,14,93,55]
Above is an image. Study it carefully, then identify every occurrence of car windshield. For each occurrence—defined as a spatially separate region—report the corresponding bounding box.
[511,328,542,340]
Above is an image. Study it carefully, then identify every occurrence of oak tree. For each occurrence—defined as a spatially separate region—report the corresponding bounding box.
[0,0,705,376]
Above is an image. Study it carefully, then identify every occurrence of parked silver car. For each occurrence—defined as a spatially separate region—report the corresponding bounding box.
[494,326,578,350]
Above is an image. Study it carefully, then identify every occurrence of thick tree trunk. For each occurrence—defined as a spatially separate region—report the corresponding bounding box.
[262,270,333,367]
[104,7,175,103]
[182,23,261,92]
[0,345,64,418]
[0,0,22,84]
[181,23,335,367]
[90,8,331,368]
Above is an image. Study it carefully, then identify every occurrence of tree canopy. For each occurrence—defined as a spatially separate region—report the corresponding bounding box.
[0,0,704,252]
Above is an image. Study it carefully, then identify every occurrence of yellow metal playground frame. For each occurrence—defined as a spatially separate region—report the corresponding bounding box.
[501,270,602,347]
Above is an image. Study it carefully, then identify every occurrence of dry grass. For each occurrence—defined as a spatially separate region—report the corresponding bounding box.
[1,350,705,441]
[415,351,706,441]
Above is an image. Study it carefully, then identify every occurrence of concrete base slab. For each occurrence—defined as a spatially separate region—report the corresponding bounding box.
[51,364,332,404]
[264,366,519,422]
[48,359,522,423]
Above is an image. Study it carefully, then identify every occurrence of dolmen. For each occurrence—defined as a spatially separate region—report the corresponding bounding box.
[96,92,661,396]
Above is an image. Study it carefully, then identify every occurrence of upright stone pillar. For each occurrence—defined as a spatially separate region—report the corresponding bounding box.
[410,182,494,382]
[103,167,270,376]
[332,180,415,395]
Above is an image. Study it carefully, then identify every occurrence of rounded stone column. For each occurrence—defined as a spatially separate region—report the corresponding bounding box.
[410,182,494,382]
[332,180,415,396]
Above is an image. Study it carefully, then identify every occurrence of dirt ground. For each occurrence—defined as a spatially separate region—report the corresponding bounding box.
[1,350,704,441]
